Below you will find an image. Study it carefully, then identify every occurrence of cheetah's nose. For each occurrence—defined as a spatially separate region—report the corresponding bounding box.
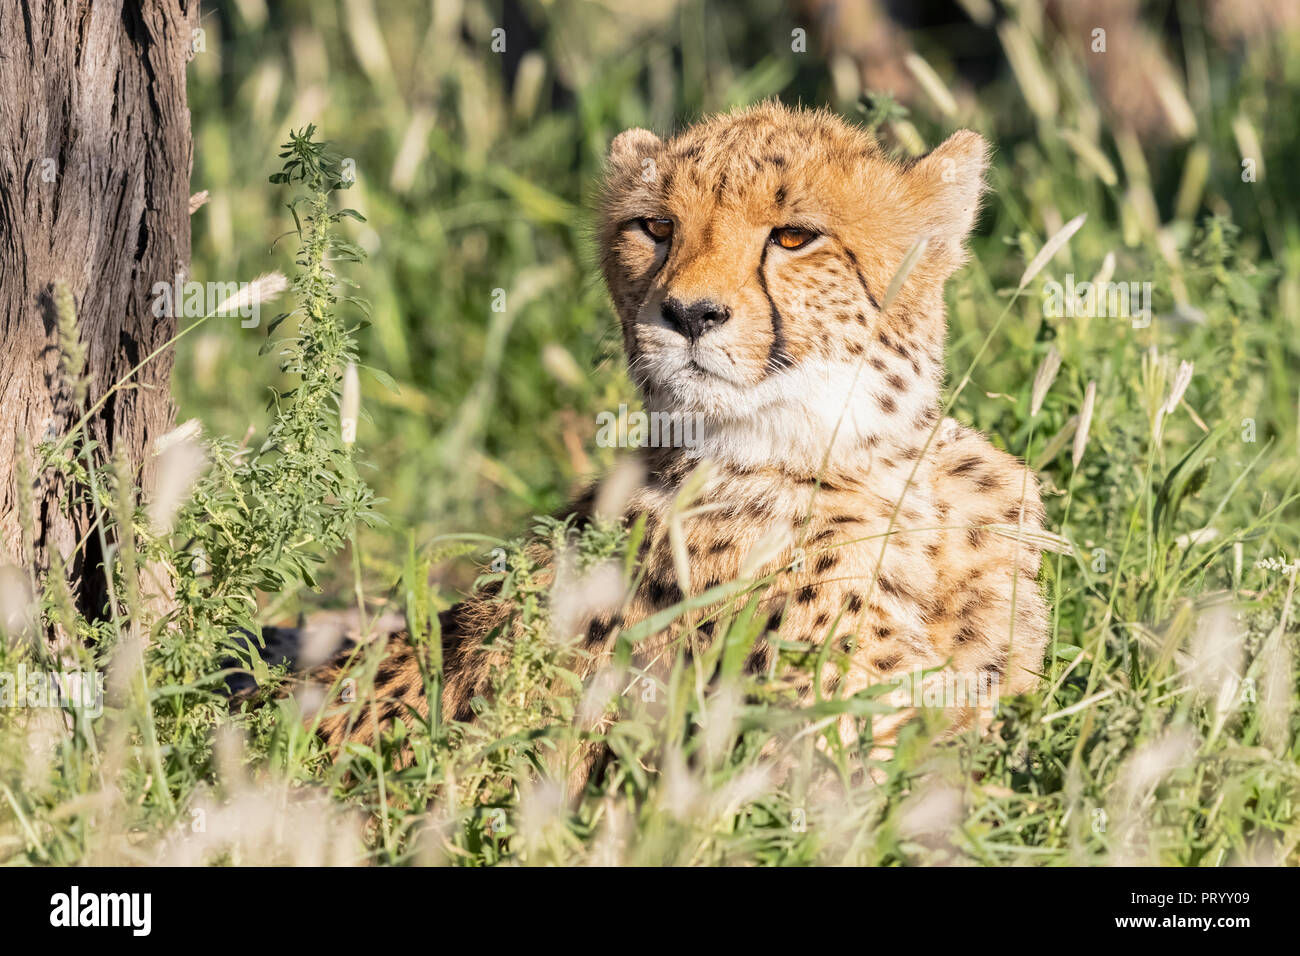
[661,297,731,341]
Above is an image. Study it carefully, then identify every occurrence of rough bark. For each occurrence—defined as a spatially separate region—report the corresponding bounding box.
[0,0,197,629]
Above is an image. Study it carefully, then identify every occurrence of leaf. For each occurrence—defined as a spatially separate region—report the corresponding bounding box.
[618,578,755,646]
[265,311,294,336]
[361,364,401,394]
[1019,213,1087,291]
[340,295,373,316]
[903,53,958,118]
[881,236,928,313]
[1060,130,1118,186]
[719,595,767,683]
[1153,422,1227,542]
[623,512,649,581]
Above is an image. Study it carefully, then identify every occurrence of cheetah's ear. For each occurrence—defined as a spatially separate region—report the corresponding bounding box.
[907,130,991,273]
[607,128,663,172]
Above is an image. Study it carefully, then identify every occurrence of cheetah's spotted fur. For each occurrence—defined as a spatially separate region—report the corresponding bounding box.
[307,102,1050,777]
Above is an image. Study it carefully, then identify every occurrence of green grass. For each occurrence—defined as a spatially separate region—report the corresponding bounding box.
[0,0,1297,865]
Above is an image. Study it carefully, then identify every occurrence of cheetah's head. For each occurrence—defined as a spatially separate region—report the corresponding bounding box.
[598,102,989,471]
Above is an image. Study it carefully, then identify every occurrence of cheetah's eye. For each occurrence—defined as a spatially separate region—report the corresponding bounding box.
[771,226,816,250]
[641,217,674,241]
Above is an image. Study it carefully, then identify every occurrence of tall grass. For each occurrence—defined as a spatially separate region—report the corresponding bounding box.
[0,0,1296,865]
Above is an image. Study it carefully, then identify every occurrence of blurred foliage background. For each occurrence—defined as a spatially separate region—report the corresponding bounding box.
[183,0,1300,617]
[5,0,1298,868]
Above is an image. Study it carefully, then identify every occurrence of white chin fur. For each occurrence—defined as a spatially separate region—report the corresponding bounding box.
[639,344,933,474]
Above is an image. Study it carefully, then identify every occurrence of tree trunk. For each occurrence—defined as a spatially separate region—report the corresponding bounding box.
[0,0,196,632]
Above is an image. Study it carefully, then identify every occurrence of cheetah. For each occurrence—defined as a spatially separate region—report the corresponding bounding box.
[302,102,1049,780]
